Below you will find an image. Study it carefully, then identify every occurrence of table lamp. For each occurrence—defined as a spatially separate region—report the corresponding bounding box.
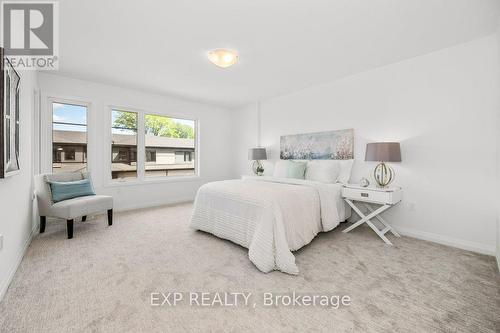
[248,148,267,176]
[365,142,401,187]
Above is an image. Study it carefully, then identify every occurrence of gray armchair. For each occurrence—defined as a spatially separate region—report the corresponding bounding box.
[34,172,113,239]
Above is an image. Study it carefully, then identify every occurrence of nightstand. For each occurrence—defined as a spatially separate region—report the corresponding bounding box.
[342,184,402,245]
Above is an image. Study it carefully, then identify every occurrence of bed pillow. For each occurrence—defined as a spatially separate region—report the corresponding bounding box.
[273,160,307,179]
[337,159,354,184]
[305,160,341,183]
[49,179,96,203]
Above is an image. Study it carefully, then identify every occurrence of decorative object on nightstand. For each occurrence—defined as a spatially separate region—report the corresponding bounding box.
[342,184,402,245]
[360,177,370,187]
[365,142,401,187]
[248,147,267,176]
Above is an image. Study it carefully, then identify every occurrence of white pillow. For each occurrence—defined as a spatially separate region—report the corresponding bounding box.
[273,160,288,178]
[305,160,341,183]
[337,159,354,184]
[273,160,307,179]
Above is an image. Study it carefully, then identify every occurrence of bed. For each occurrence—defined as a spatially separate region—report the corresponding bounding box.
[190,175,351,275]
[191,129,354,274]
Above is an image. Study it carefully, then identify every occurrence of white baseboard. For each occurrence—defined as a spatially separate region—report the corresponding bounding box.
[0,224,38,303]
[395,226,496,256]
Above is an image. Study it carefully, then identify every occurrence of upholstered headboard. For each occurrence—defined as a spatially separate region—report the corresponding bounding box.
[279,128,354,160]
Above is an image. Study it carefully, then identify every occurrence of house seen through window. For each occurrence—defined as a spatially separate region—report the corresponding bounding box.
[111,110,138,179]
[110,111,196,179]
[144,114,196,177]
[52,102,88,173]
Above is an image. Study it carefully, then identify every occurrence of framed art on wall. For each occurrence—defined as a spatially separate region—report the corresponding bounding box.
[1,47,21,178]
[280,128,354,160]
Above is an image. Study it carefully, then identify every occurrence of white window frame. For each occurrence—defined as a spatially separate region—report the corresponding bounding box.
[104,105,200,186]
[42,96,92,174]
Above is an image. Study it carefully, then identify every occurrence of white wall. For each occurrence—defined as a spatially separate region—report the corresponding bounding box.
[0,71,38,300]
[38,73,237,211]
[235,36,499,255]
[496,21,500,270]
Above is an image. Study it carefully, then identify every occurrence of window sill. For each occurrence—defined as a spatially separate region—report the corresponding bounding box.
[103,175,201,188]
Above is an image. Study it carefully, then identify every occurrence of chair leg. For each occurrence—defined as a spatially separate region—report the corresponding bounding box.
[67,219,74,239]
[107,209,113,226]
[82,215,87,222]
[40,216,46,233]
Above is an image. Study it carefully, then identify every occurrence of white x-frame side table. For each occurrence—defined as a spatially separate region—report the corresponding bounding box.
[342,184,402,245]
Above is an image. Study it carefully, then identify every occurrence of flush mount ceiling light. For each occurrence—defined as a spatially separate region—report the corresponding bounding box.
[207,49,238,68]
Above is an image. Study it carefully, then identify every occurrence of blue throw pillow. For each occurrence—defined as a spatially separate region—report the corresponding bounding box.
[49,179,96,203]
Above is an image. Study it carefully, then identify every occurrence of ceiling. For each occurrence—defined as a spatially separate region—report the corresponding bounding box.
[56,0,500,108]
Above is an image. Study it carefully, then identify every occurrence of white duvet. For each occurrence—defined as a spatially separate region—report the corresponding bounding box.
[190,176,349,275]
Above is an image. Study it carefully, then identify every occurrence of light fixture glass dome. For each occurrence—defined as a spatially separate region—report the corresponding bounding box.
[207,49,238,68]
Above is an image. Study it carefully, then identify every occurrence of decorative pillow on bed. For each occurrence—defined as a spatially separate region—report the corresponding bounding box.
[305,160,341,183]
[273,160,307,179]
[337,159,354,184]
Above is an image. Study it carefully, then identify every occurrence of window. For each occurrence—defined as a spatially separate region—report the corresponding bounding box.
[108,109,197,181]
[52,102,87,173]
[53,149,61,163]
[65,148,76,161]
[111,110,138,179]
[117,148,130,162]
[144,114,196,177]
[146,148,156,162]
[174,151,194,163]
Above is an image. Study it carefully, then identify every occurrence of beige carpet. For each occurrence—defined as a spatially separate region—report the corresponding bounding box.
[0,202,499,332]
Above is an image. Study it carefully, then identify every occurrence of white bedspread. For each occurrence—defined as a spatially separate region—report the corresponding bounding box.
[190,176,348,275]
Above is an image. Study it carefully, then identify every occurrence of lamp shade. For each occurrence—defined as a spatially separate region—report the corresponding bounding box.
[365,142,401,162]
[248,148,267,160]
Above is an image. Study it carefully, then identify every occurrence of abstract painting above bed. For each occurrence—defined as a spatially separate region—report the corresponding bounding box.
[280,128,354,160]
